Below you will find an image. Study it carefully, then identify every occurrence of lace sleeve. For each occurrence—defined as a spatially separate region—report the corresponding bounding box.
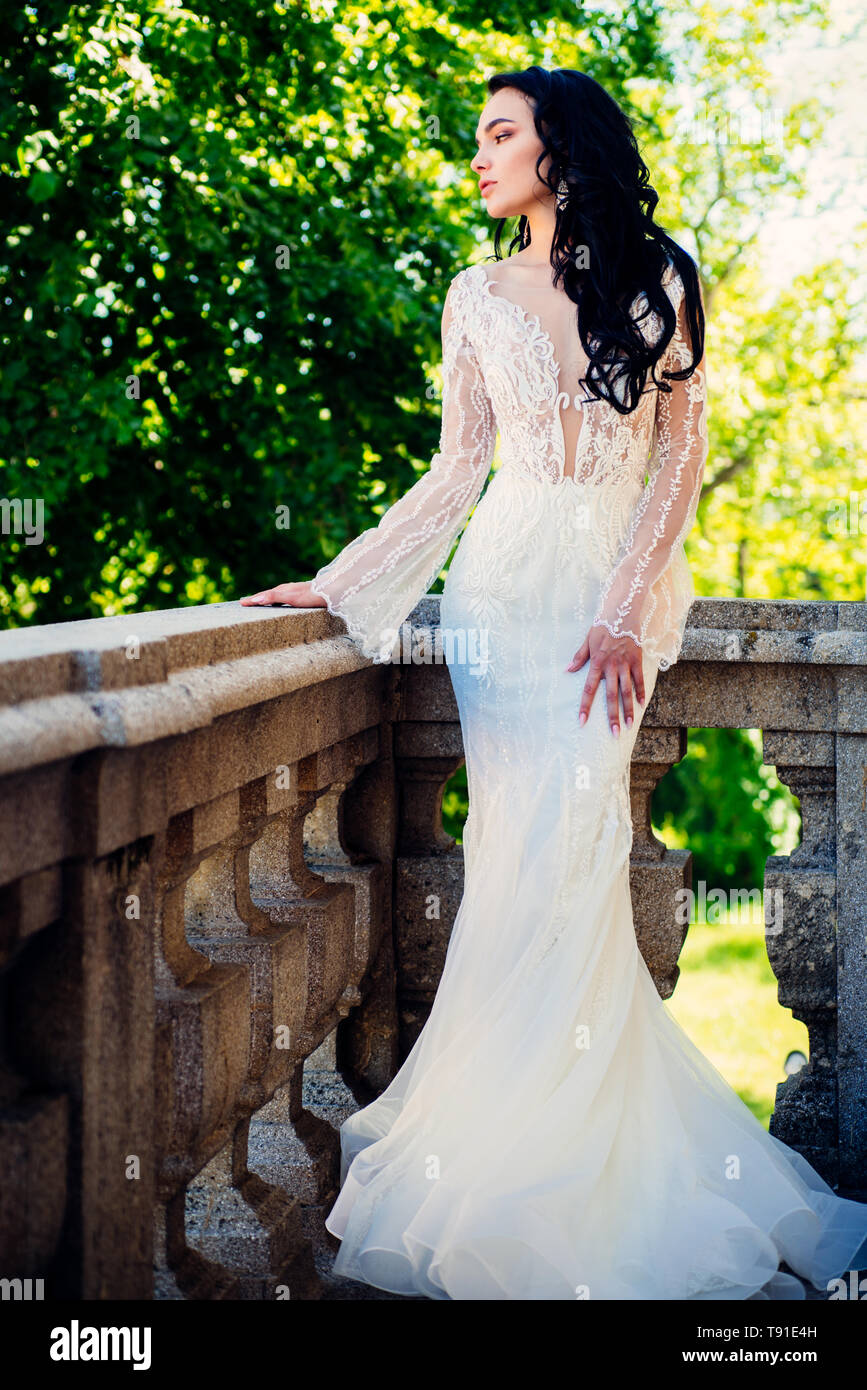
[590,264,708,670]
[309,272,497,663]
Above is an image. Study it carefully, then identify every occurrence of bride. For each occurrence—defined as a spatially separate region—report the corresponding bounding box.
[241,67,867,1299]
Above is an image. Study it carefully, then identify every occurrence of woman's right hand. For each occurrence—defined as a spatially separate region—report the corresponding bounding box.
[565,623,645,737]
[240,581,327,608]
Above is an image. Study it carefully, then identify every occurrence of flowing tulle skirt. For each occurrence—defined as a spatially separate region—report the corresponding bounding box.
[324,466,867,1299]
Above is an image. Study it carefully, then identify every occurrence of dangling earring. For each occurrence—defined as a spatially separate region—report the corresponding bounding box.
[556,177,569,207]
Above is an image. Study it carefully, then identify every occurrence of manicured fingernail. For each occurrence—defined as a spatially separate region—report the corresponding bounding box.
[626,716,633,728]
[578,712,587,726]
[611,724,620,737]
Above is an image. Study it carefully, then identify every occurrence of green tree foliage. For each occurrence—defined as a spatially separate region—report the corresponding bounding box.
[651,728,800,894]
[626,2,867,605]
[0,0,667,624]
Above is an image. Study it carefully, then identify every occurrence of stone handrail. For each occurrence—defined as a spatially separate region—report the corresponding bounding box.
[0,595,864,1298]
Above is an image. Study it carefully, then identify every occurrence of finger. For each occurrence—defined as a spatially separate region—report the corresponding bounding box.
[241,585,296,606]
[240,588,277,605]
[606,665,620,736]
[566,638,589,673]
[633,656,646,708]
[620,663,634,729]
[578,660,602,726]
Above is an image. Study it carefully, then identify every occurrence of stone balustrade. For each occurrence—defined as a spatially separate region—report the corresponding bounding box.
[0,595,865,1299]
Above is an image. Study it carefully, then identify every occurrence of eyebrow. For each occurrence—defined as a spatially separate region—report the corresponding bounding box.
[473,118,516,146]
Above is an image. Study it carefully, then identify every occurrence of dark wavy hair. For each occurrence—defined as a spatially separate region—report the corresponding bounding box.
[485,66,705,415]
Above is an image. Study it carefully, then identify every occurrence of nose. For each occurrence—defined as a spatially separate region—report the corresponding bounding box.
[471,151,486,175]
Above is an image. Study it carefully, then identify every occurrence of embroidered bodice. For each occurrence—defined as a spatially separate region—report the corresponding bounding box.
[470,259,658,487]
[310,256,708,670]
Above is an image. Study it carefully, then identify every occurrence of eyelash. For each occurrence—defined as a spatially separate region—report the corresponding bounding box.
[475,133,510,154]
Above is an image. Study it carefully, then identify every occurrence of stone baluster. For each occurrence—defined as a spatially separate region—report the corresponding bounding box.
[762,731,839,1185]
[170,729,390,1298]
[0,843,154,1298]
[391,709,467,1056]
[628,727,693,998]
[151,802,253,1299]
[302,727,401,1094]
[834,731,867,1195]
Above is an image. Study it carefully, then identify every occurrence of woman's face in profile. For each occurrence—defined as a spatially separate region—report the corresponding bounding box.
[470,88,554,222]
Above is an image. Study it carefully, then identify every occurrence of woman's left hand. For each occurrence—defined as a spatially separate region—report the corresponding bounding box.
[565,624,645,737]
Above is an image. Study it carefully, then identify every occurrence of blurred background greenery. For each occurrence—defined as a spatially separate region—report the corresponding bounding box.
[663,912,808,1128]
[3,0,864,1123]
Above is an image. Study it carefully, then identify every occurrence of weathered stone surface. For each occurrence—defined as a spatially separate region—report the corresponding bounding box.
[0,594,865,1301]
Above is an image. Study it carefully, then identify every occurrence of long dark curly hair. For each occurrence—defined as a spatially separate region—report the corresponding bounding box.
[486,66,705,416]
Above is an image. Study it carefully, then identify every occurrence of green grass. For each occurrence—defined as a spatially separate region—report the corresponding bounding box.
[662,910,809,1128]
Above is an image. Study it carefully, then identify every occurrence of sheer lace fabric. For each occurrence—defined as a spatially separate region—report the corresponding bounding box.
[589,269,708,662]
[309,276,497,662]
[311,256,708,671]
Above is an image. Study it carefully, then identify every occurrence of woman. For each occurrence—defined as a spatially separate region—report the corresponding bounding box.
[241,68,867,1299]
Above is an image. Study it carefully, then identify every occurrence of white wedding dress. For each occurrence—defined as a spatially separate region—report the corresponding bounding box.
[309,258,867,1299]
